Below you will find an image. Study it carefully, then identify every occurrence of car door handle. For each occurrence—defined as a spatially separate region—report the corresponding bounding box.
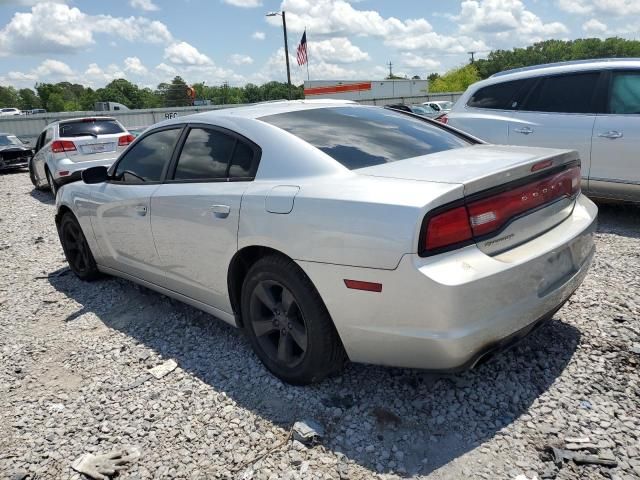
[514,126,534,134]
[598,130,623,139]
[135,205,147,216]
[211,204,230,218]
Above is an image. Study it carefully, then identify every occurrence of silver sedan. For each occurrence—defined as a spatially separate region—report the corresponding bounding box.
[54,100,597,384]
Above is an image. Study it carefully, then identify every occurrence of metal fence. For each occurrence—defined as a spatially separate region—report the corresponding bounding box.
[1,92,464,143]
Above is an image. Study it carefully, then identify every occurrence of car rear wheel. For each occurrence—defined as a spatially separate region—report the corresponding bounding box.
[58,212,100,281]
[46,168,58,197]
[241,254,346,385]
[29,161,46,190]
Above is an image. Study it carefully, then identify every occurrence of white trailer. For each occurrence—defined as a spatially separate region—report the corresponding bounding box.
[303,79,429,101]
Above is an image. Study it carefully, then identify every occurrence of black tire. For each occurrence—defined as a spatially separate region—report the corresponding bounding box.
[29,160,46,190]
[58,212,101,281]
[241,254,346,385]
[45,168,58,197]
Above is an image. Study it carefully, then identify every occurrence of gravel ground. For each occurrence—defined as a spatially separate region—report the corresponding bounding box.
[1,170,638,480]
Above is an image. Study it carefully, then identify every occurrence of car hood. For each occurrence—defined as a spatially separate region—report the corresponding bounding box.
[0,145,31,152]
[356,144,579,196]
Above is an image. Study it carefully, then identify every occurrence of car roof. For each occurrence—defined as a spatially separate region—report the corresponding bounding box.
[48,116,117,126]
[173,99,358,123]
[489,58,640,81]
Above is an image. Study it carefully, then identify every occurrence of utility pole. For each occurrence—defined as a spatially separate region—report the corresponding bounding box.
[387,61,393,78]
[468,51,476,63]
[266,11,292,100]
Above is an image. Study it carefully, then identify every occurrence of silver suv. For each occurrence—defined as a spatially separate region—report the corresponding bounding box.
[29,117,133,195]
[445,58,640,203]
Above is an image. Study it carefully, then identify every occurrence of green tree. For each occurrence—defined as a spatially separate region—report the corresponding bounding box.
[0,86,21,107]
[18,89,41,110]
[429,64,480,93]
[159,76,191,107]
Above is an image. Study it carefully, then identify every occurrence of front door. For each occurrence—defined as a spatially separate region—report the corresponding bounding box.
[91,127,183,282]
[590,70,640,201]
[150,125,260,312]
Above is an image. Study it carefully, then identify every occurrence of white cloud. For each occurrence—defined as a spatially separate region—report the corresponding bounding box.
[400,53,441,72]
[454,0,568,47]
[0,2,173,56]
[275,0,488,55]
[582,18,608,34]
[130,0,159,11]
[230,54,254,65]
[84,63,125,86]
[223,0,262,7]
[164,41,212,65]
[124,56,149,75]
[557,0,640,16]
[34,59,74,77]
[252,31,266,40]
[309,38,369,63]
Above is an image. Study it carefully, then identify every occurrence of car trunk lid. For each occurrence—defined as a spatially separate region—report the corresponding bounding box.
[358,144,581,255]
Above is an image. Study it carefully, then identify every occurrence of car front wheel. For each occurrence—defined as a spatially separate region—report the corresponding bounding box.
[241,254,346,385]
[58,212,100,281]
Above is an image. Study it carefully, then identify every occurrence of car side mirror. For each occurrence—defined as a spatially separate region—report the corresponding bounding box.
[82,166,109,184]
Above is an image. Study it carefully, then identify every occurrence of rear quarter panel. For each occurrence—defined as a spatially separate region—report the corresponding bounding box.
[238,174,463,269]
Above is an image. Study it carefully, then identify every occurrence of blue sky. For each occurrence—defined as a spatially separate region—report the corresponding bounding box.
[0,0,638,89]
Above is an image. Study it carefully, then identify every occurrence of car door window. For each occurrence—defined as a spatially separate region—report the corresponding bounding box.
[35,131,46,152]
[521,72,600,114]
[174,128,235,180]
[229,141,257,178]
[44,128,53,145]
[114,128,181,183]
[609,71,640,114]
[467,79,528,109]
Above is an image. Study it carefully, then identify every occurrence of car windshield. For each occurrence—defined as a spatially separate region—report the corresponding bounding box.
[59,119,124,137]
[260,106,470,170]
[0,135,23,146]
[439,101,453,109]
[411,106,428,114]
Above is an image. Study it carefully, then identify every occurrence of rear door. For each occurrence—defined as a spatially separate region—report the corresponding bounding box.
[447,78,531,144]
[149,125,261,312]
[590,69,640,201]
[507,71,603,191]
[91,126,182,282]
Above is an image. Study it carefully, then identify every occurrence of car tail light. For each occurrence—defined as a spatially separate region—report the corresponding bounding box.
[436,114,448,124]
[423,205,473,251]
[118,134,135,146]
[51,140,76,153]
[421,164,581,255]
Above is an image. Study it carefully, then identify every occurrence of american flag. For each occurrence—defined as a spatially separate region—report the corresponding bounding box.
[296,31,308,66]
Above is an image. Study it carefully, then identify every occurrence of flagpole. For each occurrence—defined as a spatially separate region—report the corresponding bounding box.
[305,26,310,82]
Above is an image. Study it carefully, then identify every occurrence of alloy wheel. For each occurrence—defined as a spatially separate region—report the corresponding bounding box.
[249,280,309,368]
[62,221,91,274]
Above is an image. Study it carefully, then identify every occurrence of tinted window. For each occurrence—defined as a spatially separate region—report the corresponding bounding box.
[609,71,640,114]
[229,141,255,178]
[521,72,600,113]
[174,128,235,180]
[468,79,527,109]
[0,135,22,147]
[115,128,181,182]
[59,119,124,137]
[260,106,470,170]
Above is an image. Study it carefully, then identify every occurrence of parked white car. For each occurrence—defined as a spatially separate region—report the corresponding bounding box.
[29,117,134,196]
[0,107,21,116]
[55,100,597,384]
[423,100,454,113]
[444,58,640,203]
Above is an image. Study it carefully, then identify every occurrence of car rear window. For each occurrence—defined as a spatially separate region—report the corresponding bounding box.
[259,106,470,170]
[58,119,124,137]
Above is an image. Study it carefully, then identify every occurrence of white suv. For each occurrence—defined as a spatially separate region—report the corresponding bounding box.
[29,117,134,196]
[445,58,640,203]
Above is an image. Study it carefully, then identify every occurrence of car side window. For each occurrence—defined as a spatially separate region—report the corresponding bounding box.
[174,128,235,180]
[35,131,46,152]
[467,79,528,109]
[609,71,640,114]
[520,72,600,114]
[114,128,181,183]
[229,141,256,179]
[43,128,53,145]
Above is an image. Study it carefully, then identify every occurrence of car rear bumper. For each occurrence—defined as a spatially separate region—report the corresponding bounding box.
[297,193,597,370]
[51,156,118,182]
